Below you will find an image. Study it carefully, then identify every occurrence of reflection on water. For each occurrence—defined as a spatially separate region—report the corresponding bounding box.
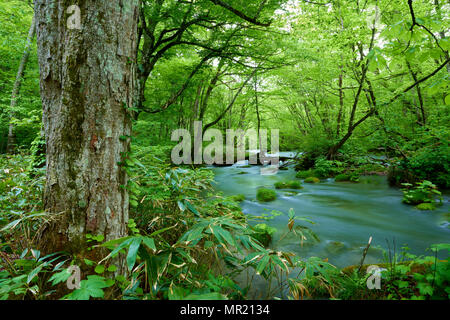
[212,164,450,268]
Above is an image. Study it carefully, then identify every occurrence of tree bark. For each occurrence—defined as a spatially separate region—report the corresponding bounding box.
[35,0,140,264]
[7,14,36,154]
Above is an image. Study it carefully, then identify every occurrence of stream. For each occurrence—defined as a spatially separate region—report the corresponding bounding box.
[211,161,450,276]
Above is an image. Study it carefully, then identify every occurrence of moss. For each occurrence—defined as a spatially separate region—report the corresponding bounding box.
[278,166,289,171]
[284,191,299,196]
[274,180,302,189]
[416,203,436,211]
[252,224,277,247]
[335,174,360,183]
[257,188,277,202]
[237,171,248,175]
[78,200,87,208]
[296,170,315,179]
[335,174,350,182]
[304,177,320,183]
[230,194,245,202]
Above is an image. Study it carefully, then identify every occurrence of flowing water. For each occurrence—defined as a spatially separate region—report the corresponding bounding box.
[211,164,450,269]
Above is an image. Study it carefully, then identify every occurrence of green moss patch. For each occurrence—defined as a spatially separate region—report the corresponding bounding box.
[296,170,316,179]
[416,203,436,211]
[335,174,360,183]
[257,188,277,202]
[230,194,245,202]
[274,180,302,189]
[252,223,277,247]
[304,177,320,183]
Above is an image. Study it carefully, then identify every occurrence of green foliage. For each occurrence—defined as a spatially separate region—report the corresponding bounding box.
[0,155,45,251]
[256,188,277,202]
[1,0,449,302]
[388,127,450,188]
[295,170,316,179]
[229,194,245,202]
[401,180,442,206]
[313,157,344,178]
[334,174,360,183]
[0,249,66,300]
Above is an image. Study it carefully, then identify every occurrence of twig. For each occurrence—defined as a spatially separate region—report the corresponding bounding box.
[357,236,373,273]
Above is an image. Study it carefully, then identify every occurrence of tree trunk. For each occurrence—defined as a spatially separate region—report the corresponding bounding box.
[35,0,140,265]
[7,14,36,154]
[337,68,344,137]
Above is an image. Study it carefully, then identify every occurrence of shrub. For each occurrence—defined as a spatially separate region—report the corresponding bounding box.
[388,127,450,189]
[296,170,315,179]
[401,180,442,206]
[257,188,277,202]
[313,157,344,178]
[274,181,302,189]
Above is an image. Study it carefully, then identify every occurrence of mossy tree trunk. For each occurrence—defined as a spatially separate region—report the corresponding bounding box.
[35,0,140,268]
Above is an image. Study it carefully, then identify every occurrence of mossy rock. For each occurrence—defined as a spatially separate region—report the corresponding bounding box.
[278,166,289,171]
[284,191,299,196]
[257,188,277,202]
[304,177,320,183]
[335,174,360,183]
[239,165,252,168]
[274,180,302,189]
[230,194,245,202]
[296,170,315,179]
[237,171,248,175]
[416,203,436,211]
[335,174,350,182]
[252,223,277,247]
[325,241,346,254]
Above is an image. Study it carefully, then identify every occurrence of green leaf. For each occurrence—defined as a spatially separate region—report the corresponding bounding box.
[256,255,270,275]
[48,269,71,286]
[142,237,156,251]
[185,201,201,216]
[177,200,186,212]
[107,265,117,272]
[94,265,105,274]
[417,282,434,296]
[211,225,235,248]
[126,238,142,271]
[27,264,44,284]
[84,258,95,266]
[65,276,111,300]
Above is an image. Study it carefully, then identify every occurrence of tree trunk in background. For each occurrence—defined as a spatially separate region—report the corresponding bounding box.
[434,0,450,74]
[35,0,140,265]
[7,15,36,154]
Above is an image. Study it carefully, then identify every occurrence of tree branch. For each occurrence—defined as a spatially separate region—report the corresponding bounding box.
[209,0,271,26]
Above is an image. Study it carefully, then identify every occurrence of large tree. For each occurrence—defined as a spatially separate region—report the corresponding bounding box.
[35,0,140,264]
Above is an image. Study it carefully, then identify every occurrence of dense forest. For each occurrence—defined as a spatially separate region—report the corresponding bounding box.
[0,0,449,301]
